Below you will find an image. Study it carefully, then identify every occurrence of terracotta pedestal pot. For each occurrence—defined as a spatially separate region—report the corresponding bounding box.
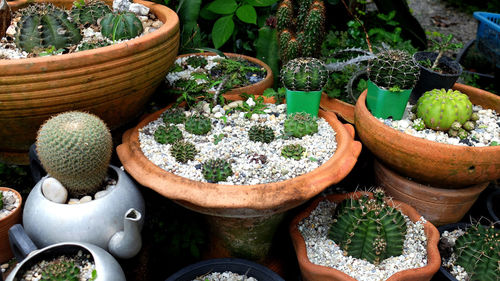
[319,93,355,124]
[174,52,273,96]
[0,187,22,263]
[289,192,441,281]
[355,83,500,188]
[117,104,362,261]
[0,0,180,165]
[374,160,489,226]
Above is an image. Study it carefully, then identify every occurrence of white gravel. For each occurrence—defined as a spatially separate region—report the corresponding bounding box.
[0,189,20,219]
[192,272,257,281]
[440,229,469,281]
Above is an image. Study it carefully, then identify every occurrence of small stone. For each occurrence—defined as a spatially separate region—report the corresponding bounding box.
[213,112,223,118]
[113,0,131,12]
[128,3,149,16]
[42,178,68,204]
[151,21,162,29]
[1,263,8,269]
[68,199,80,205]
[203,103,211,114]
[94,190,109,199]
[79,196,92,203]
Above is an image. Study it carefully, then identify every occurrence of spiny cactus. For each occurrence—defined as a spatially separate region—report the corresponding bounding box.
[416,89,473,131]
[248,125,275,143]
[276,0,325,62]
[186,56,208,68]
[154,125,183,144]
[100,12,143,41]
[15,4,82,53]
[281,57,328,91]
[36,111,112,197]
[281,144,305,160]
[185,115,212,135]
[41,260,80,281]
[202,158,233,183]
[162,108,186,125]
[413,118,425,131]
[328,189,407,265]
[367,49,420,90]
[284,112,318,138]
[71,0,111,26]
[170,140,197,164]
[453,223,499,281]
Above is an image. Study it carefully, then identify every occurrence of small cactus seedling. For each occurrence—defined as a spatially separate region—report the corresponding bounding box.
[202,158,233,183]
[186,56,208,68]
[100,12,143,41]
[412,118,425,131]
[284,112,318,138]
[248,125,275,143]
[367,49,420,90]
[185,115,212,135]
[170,141,197,164]
[281,57,328,91]
[328,189,407,265]
[71,0,111,25]
[281,144,305,160]
[162,108,186,125]
[41,260,80,281]
[154,125,183,144]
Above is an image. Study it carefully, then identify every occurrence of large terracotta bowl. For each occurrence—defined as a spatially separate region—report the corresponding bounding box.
[355,83,500,188]
[0,0,180,164]
[289,192,441,281]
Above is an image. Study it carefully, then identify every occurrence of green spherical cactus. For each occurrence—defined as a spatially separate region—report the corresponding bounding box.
[41,260,80,281]
[248,125,275,143]
[281,57,328,91]
[202,158,233,183]
[186,56,208,68]
[162,108,186,125]
[15,4,82,53]
[36,111,112,197]
[367,50,420,90]
[71,0,111,25]
[100,12,143,41]
[281,144,305,160]
[412,118,425,131]
[284,112,318,138]
[328,189,407,265]
[170,140,197,164]
[453,224,499,281]
[185,115,212,135]
[154,125,183,144]
[416,89,473,131]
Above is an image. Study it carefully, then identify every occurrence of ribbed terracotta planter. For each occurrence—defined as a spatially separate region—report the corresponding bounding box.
[319,94,355,124]
[289,192,441,281]
[355,83,500,188]
[175,52,273,96]
[117,101,362,261]
[374,160,489,226]
[0,0,180,164]
[0,187,22,263]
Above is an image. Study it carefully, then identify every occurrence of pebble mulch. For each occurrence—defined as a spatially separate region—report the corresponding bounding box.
[298,199,428,281]
[440,229,469,281]
[0,189,20,220]
[192,272,257,281]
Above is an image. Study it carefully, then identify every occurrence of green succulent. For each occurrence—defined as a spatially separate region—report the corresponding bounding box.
[412,118,425,131]
[40,260,80,281]
[281,57,328,91]
[202,158,233,183]
[248,125,275,143]
[281,144,305,160]
[100,12,143,41]
[185,115,212,135]
[368,49,420,90]
[154,125,183,144]
[162,108,186,125]
[170,141,197,164]
[71,0,111,25]
[284,112,318,138]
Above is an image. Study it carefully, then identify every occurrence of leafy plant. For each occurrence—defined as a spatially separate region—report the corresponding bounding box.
[235,93,268,118]
[262,87,286,104]
[425,31,462,70]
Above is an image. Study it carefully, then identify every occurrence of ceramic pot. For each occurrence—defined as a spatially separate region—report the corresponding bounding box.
[0,187,22,263]
[289,192,441,281]
[355,83,500,188]
[319,94,355,124]
[374,160,489,226]
[117,101,362,261]
[0,0,180,165]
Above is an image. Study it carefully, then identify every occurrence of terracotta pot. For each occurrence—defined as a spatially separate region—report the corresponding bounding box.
[319,93,355,124]
[0,187,22,263]
[354,83,500,188]
[0,0,180,165]
[117,102,362,260]
[174,52,273,96]
[289,192,441,281]
[374,159,489,226]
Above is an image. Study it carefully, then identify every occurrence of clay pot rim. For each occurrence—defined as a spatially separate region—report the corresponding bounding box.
[289,192,441,281]
[0,187,23,223]
[319,93,355,124]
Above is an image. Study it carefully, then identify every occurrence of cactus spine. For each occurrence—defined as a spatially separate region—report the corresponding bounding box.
[284,112,318,138]
[185,115,212,135]
[202,158,233,183]
[170,141,197,163]
[154,125,183,144]
[367,50,420,90]
[71,0,111,25]
[100,12,143,41]
[248,125,275,143]
[281,57,328,91]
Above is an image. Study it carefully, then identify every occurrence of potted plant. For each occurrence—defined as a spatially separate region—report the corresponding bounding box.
[0,187,22,263]
[365,49,420,120]
[289,189,441,281]
[281,57,329,117]
[0,0,180,165]
[22,111,145,259]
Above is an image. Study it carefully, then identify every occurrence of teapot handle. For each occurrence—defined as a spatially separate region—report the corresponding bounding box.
[8,224,38,262]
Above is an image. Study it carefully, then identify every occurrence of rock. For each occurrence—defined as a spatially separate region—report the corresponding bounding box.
[128,3,149,16]
[246,97,256,107]
[1,263,8,269]
[79,196,92,203]
[224,100,243,111]
[68,199,80,205]
[250,114,259,121]
[203,103,211,114]
[151,21,163,29]
[42,178,68,204]
[213,112,223,118]
[113,0,131,13]
[94,190,109,199]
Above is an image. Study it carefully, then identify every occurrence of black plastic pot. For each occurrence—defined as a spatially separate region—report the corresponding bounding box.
[435,223,470,281]
[487,189,500,224]
[410,52,463,104]
[165,258,285,281]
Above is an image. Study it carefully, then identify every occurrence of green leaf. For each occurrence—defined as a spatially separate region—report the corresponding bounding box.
[212,15,235,49]
[236,5,257,24]
[255,26,278,88]
[178,0,201,23]
[245,0,277,7]
[206,0,238,14]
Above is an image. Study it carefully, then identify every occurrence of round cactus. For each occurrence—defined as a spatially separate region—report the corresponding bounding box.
[281,144,305,160]
[412,118,425,131]
[36,111,112,197]
[71,0,111,25]
[162,108,186,125]
[100,12,143,41]
[328,189,407,265]
[202,158,233,183]
[248,125,275,143]
[154,125,183,144]
[367,49,420,90]
[185,115,212,135]
[416,89,473,131]
[170,141,197,164]
[284,112,318,138]
[281,57,328,91]
[41,260,80,281]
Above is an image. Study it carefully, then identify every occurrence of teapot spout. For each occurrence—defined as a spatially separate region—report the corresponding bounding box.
[108,208,142,259]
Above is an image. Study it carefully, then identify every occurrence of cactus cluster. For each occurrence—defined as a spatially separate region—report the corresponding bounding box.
[185,115,212,135]
[202,158,233,183]
[41,260,80,281]
[276,0,325,62]
[36,111,112,197]
[248,125,275,143]
[186,56,208,68]
[368,50,420,90]
[163,108,187,125]
[284,112,318,138]
[170,141,197,163]
[154,125,183,144]
[328,189,407,265]
[71,0,111,25]
[453,223,499,281]
[281,57,328,91]
[281,144,305,160]
[100,12,143,41]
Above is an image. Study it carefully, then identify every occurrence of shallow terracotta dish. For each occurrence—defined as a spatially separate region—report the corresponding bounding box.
[0,0,180,164]
[319,93,355,124]
[289,192,441,281]
[0,187,22,263]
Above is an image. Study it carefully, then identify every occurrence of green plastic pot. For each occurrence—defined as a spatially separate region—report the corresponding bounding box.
[286,89,322,116]
[366,80,411,120]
